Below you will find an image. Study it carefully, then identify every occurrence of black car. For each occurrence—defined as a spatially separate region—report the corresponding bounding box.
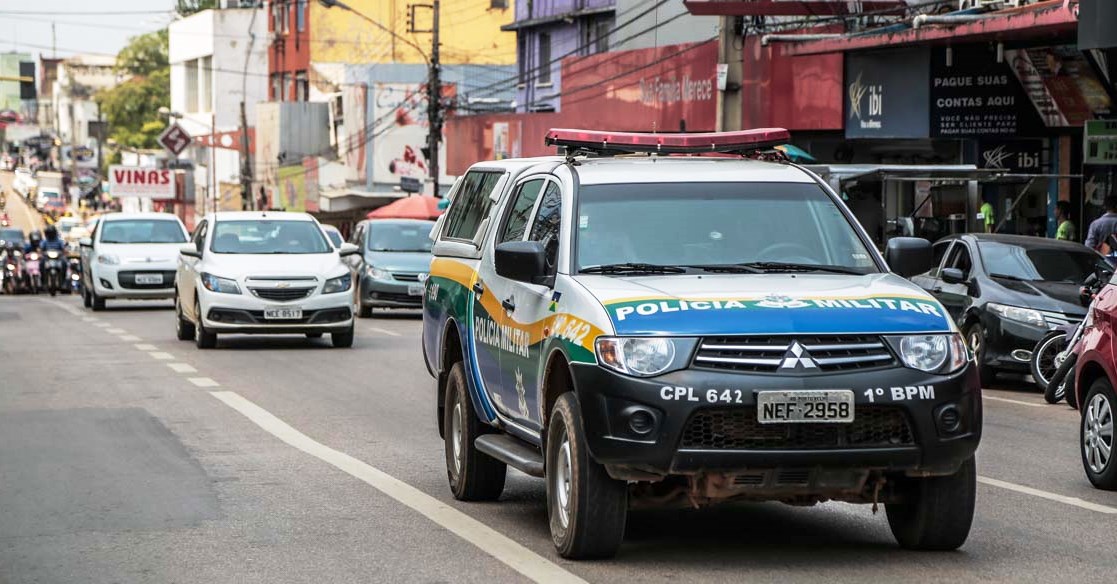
[910,234,1104,381]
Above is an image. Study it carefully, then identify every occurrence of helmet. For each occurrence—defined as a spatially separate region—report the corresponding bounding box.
[28,230,41,244]
[44,225,58,240]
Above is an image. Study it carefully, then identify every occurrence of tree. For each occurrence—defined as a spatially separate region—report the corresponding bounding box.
[95,32,170,150]
[176,0,217,16]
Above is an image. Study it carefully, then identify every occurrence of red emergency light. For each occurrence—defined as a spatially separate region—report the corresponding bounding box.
[544,128,791,155]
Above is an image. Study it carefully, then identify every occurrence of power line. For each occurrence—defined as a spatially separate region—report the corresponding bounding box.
[0,9,174,15]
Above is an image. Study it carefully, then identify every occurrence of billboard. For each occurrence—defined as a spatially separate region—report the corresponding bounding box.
[845,48,930,139]
[108,166,175,199]
[1006,46,1112,127]
[372,83,454,187]
[930,46,1045,138]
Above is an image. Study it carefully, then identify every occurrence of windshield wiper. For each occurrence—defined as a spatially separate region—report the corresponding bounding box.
[687,264,763,274]
[989,273,1028,281]
[579,263,688,275]
[737,261,864,275]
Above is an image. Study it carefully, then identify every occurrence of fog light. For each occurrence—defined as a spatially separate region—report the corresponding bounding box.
[99,278,113,289]
[937,405,962,434]
[1011,349,1032,362]
[628,409,655,435]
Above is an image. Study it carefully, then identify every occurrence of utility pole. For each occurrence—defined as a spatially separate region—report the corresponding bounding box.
[426,0,442,197]
[239,101,253,210]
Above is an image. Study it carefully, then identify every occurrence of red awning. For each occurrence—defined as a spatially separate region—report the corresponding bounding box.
[365,195,443,220]
[775,0,1077,56]
[683,0,905,16]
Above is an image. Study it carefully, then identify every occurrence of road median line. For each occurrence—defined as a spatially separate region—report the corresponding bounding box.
[978,476,1117,514]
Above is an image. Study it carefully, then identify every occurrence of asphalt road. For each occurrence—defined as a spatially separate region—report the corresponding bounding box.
[1,170,46,234]
[3,295,1117,583]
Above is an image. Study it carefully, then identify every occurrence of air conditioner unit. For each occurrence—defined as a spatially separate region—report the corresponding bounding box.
[958,0,1024,9]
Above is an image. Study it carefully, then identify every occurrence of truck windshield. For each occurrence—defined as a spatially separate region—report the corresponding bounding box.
[575,182,878,274]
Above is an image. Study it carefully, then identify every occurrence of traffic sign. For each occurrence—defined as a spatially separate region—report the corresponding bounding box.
[158,123,192,156]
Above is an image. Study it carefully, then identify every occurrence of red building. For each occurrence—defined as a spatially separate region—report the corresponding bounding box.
[266,0,311,101]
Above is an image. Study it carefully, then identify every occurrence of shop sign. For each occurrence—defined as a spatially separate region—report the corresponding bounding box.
[1085,120,1117,165]
[977,139,1045,173]
[109,165,174,199]
[1006,46,1112,127]
[844,48,930,139]
[930,47,1045,138]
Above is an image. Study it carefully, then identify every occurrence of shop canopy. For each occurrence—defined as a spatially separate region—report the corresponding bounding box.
[365,195,443,220]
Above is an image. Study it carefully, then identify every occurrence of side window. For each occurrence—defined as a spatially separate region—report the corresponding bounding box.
[929,241,952,275]
[498,179,545,243]
[351,224,364,246]
[192,221,208,252]
[527,183,563,271]
[947,243,972,276]
[443,170,503,241]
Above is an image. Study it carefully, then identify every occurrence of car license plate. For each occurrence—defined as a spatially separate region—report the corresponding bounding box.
[757,390,855,424]
[135,273,164,285]
[264,307,303,320]
[408,283,424,296]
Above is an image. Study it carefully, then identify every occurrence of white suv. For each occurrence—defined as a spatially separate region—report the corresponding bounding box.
[80,212,191,311]
[174,212,359,349]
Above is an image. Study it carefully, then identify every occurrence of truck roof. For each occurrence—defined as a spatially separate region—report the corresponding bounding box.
[573,157,816,186]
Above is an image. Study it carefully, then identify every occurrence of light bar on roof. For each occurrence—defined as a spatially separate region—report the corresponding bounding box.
[544,128,792,155]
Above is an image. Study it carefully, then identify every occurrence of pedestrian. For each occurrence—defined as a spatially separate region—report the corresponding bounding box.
[1084,195,1117,252]
[980,196,996,233]
[1055,200,1076,241]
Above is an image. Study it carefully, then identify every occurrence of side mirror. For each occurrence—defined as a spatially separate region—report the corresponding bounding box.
[338,242,359,257]
[495,240,547,283]
[179,243,202,258]
[79,237,92,248]
[884,237,933,278]
[941,267,965,285]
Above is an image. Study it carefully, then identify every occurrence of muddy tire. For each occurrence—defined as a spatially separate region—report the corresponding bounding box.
[443,362,506,501]
[886,456,976,550]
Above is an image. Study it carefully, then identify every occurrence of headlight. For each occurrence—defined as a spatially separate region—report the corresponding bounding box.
[201,272,241,294]
[366,266,391,280]
[596,337,677,377]
[887,333,968,374]
[97,253,119,265]
[987,303,1046,327]
[323,273,352,294]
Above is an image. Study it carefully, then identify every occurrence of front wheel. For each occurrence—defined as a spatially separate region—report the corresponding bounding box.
[546,392,628,559]
[1045,352,1077,405]
[885,456,976,550]
[331,326,354,348]
[1082,378,1117,490]
[964,324,995,384]
[194,298,217,349]
[175,295,195,341]
[1033,330,1067,393]
[90,288,105,311]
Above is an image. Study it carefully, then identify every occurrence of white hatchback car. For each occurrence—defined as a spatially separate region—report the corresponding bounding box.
[174,212,359,349]
[80,212,191,311]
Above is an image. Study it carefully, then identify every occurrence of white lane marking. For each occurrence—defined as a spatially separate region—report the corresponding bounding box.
[978,476,1117,514]
[135,343,158,351]
[93,322,110,328]
[188,377,220,388]
[368,327,402,337]
[149,351,175,361]
[119,335,141,342]
[106,328,126,334]
[211,390,586,584]
[167,363,198,374]
[984,395,1045,408]
[82,317,98,322]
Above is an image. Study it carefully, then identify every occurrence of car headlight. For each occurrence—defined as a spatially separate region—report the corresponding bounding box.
[886,333,968,374]
[987,303,1046,327]
[323,273,352,294]
[96,253,119,265]
[366,266,391,280]
[201,272,241,294]
[596,337,677,377]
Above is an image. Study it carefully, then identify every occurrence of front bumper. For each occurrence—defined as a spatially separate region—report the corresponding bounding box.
[360,274,425,308]
[570,363,981,477]
[199,287,353,334]
[91,262,177,299]
[984,316,1052,371]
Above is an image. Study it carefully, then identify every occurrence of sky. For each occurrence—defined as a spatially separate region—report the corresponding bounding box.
[0,0,177,59]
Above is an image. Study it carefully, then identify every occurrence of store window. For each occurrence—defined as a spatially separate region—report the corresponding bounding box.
[537,33,551,85]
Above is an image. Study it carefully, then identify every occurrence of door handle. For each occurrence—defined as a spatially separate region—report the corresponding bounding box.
[472,281,484,296]
[502,296,516,312]
[932,287,943,293]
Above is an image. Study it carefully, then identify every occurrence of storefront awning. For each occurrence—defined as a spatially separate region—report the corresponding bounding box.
[500,6,614,31]
[683,0,905,16]
[771,0,1077,56]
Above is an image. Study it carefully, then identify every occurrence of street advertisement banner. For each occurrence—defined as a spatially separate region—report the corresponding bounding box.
[217,182,242,211]
[844,48,930,139]
[977,139,1046,173]
[275,161,319,213]
[372,83,454,188]
[108,165,175,199]
[1006,46,1112,127]
[930,46,1045,138]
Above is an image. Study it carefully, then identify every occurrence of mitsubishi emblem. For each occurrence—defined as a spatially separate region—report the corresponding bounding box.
[780,342,818,370]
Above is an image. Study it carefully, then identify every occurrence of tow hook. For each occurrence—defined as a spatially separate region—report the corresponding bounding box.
[870,476,886,514]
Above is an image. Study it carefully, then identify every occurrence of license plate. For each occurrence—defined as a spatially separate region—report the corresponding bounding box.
[757,390,855,424]
[135,273,164,285]
[408,284,424,296]
[264,307,303,320]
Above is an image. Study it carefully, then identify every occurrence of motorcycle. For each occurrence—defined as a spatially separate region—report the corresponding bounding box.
[43,248,67,296]
[1032,263,1115,407]
[3,250,23,294]
[69,257,82,294]
[23,250,41,294]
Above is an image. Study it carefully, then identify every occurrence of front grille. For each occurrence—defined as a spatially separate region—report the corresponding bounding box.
[371,291,422,305]
[117,270,175,289]
[250,287,314,301]
[679,406,914,450]
[392,272,421,282]
[208,307,351,325]
[694,335,894,374]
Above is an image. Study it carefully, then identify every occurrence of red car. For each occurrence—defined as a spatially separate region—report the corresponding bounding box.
[1075,282,1117,489]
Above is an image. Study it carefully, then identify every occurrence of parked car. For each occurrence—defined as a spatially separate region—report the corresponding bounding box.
[0,227,25,248]
[1075,273,1117,489]
[321,224,344,248]
[174,212,360,349]
[80,212,191,311]
[11,168,36,199]
[349,218,435,316]
[910,233,1104,381]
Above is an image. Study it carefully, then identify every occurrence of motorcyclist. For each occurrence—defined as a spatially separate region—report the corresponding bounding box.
[41,226,66,253]
[23,230,42,254]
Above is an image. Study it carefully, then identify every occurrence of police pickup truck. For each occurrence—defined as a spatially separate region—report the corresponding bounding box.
[422,129,980,559]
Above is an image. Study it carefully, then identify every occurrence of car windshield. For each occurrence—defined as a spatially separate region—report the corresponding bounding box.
[367,221,435,252]
[0,228,24,243]
[978,241,1102,283]
[211,220,331,254]
[98,220,187,244]
[575,182,877,273]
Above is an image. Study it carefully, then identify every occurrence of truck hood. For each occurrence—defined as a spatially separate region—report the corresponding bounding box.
[574,273,952,336]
